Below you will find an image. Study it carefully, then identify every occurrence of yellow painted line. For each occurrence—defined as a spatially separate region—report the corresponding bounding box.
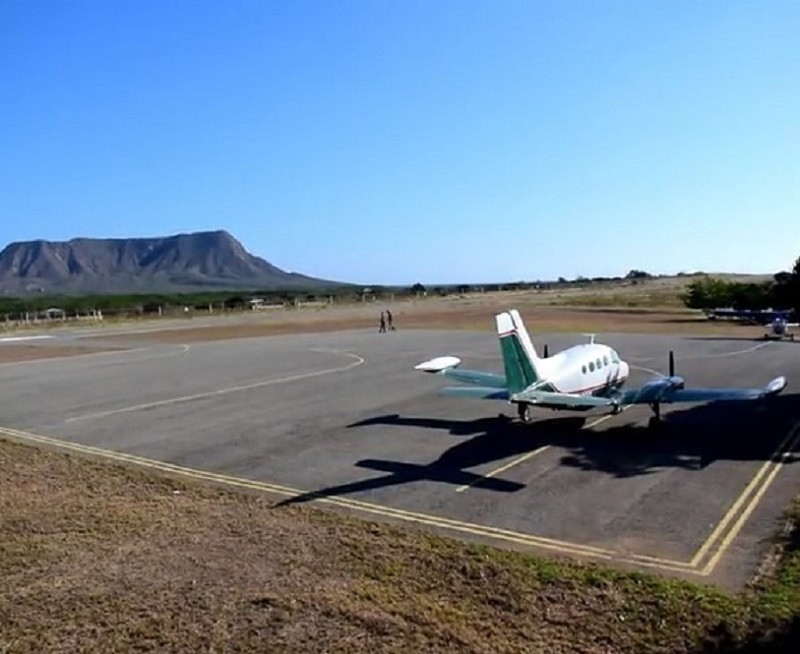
[0,424,692,571]
[455,445,550,493]
[454,406,633,494]
[3,415,798,577]
[64,351,364,423]
[698,421,800,576]
[688,422,800,569]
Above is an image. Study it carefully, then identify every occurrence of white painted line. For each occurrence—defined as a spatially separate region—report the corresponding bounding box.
[82,344,192,367]
[629,364,662,377]
[694,341,772,358]
[65,350,365,423]
[631,340,772,364]
[0,344,191,369]
[0,334,54,342]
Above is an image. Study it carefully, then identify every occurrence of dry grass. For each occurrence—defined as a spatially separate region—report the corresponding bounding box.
[0,437,753,653]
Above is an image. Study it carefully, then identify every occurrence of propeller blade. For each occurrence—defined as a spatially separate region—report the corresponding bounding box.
[543,344,549,358]
[669,350,675,377]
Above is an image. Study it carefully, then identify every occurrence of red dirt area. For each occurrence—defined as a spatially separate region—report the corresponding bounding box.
[88,303,763,346]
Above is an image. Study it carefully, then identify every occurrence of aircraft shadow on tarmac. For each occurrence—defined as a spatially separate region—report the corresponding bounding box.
[556,393,800,478]
[275,415,585,506]
[275,394,800,506]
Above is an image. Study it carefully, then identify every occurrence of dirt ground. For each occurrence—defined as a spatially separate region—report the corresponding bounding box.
[0,289,764,363]
[88,299,764,347]
[0,299,763,363]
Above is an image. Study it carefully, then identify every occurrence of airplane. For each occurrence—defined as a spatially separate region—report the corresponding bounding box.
[706,307,794,325]
[764,316,798,341]
[415,309,787,430]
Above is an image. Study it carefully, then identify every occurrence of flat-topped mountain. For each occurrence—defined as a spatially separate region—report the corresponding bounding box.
[0,230,344,294]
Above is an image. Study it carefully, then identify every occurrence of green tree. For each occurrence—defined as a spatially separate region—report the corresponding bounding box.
[681,277,733,309]
[772,257,800,314]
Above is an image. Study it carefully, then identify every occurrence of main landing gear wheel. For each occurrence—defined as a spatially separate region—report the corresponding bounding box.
[648,402,662,431]
[517,404,533,424]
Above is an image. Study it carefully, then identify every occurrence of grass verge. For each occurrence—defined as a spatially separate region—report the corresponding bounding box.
[2,437,800,653]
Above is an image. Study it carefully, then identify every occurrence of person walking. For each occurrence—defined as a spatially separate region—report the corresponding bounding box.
[386,309,395,331]
[379,311,387,333]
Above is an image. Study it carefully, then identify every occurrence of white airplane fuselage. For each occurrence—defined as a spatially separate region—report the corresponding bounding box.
[534,342,630,397]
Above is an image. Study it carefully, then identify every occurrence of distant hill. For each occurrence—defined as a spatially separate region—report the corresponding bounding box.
[0,231,347,295]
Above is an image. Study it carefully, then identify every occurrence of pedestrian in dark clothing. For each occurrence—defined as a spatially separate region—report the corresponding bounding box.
[386,309,395,331]
[379,311,386,333]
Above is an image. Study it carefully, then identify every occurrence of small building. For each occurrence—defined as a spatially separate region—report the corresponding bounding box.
[42,307,65,320]
[249,298,265,310]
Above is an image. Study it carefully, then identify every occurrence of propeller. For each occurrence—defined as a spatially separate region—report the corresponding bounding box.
[669,350,675,377]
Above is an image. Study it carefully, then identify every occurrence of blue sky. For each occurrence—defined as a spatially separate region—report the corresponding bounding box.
[2,1,799,285]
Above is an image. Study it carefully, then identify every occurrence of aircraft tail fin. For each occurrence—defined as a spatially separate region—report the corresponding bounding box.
[496,310,544,394]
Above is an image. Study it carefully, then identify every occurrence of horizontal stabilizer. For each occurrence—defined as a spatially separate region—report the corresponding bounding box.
[514,389,615,410]
[415,356,461,373]
[414,357,507,387]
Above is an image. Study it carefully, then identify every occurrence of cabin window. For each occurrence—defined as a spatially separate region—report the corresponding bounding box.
[582,365,587,374]
[596,358,602,368]
[603,355,609,366]
[589,361,595,372]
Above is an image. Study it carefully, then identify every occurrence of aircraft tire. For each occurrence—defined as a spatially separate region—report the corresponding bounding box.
[517,404,532,424]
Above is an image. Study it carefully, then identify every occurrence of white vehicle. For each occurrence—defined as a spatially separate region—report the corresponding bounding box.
[416,309,787,429]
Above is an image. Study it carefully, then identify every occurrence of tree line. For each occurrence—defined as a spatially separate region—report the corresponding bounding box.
[0,271,655,317]
[681,256,800,314]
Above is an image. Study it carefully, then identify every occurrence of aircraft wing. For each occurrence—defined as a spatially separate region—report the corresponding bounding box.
[414,356,507,388]
[617,375,786,405]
